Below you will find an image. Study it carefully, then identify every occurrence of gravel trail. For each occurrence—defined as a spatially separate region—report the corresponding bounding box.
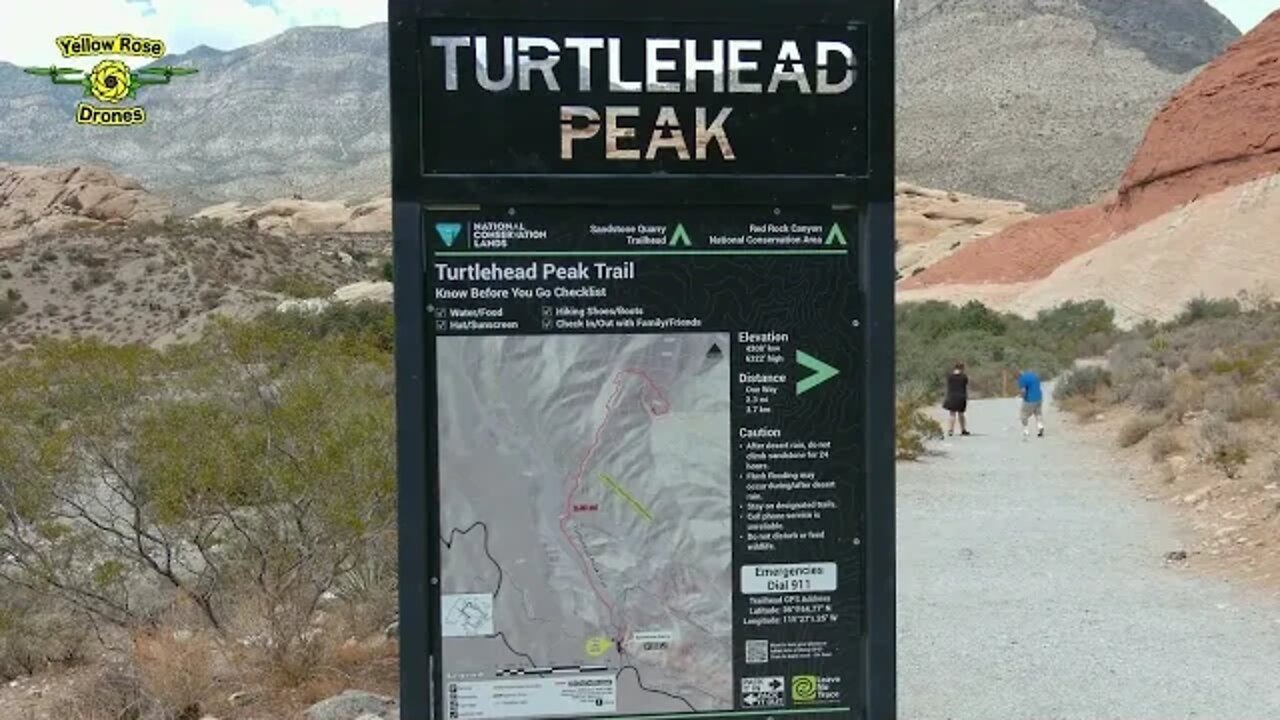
[898,393,1280,720]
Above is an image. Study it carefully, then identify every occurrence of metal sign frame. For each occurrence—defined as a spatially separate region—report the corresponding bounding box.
[389,1,895,718]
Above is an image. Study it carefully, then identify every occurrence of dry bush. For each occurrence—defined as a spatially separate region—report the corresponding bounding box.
[0,590,90,681]
[895,390,944,460]
[1168,373,1207,421]
[1053,365,1113,418]
[1131,376,1174,413]
[1148,430,1183,462]
[131,627,224,720]
[1200,415,1250,478]
[1118,415,1162,448]
[55,665,152,720]
[1205,383,1274,422]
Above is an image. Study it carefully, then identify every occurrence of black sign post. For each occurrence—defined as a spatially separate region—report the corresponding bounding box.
[390,2,895,719]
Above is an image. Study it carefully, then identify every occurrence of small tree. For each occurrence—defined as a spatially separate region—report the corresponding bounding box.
[0,313,396,681]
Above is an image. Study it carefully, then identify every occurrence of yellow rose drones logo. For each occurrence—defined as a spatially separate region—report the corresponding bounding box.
[23,33,198,127]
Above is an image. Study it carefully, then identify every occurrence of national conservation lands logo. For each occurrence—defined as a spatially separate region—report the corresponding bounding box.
[23,33,198,127]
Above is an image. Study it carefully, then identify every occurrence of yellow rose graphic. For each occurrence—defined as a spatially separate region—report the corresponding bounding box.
[88,59,132,103]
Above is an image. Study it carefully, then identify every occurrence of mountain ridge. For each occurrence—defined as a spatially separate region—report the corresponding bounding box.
[896,0,1241,210]
[0,9,1243,211]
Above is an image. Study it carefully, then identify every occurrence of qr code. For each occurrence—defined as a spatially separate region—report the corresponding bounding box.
[741,676,785,708]
[745,640,769,664]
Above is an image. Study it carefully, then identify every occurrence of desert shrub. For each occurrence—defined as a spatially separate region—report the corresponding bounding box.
[0,588,89,681]
[132,625,222,719]
[1117,415,1163,448]
[1173,295,1241,327]
[0,311,397,687]
[1200,415,1249,478]
[381,258,394,282]
[265,301,394,353]
[1148,430,1182,461]
[896,299,1113,398]
[0,294,26,325]
[895,391,944,461]
[268,271,334,299]
[1204,383,1273,422]
[1054,365,1111,402]
[1131,376,1174,412]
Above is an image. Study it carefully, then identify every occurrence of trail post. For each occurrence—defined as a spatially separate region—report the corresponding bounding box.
[389,1,896,718]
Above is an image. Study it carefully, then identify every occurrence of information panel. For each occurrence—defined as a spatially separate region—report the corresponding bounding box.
[390,2,895,720]
[430,208,862,720]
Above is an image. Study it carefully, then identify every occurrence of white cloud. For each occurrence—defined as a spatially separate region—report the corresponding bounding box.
[0,0,387,67]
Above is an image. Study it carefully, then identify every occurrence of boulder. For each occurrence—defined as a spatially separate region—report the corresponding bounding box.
[304,690,398,720]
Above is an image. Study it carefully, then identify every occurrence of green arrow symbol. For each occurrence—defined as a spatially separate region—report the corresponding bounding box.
[669,223,691,246]
[796,350,840,395]
[825,223,848,246]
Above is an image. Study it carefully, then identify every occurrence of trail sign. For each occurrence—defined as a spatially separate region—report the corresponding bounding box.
[390,2,895,720]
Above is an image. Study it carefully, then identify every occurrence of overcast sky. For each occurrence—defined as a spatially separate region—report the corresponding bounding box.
[0,0,1273,66]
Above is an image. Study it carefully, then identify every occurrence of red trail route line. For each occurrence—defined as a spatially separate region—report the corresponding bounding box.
[559,368,671,637]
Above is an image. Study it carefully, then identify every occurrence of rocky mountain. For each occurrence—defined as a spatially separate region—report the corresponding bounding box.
[900,11,1280,323]
[0,5,1241,214]
[897,0,1240,211]
[0,24,389,213]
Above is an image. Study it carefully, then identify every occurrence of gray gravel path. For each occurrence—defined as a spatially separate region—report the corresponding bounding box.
[898,393,1280,720]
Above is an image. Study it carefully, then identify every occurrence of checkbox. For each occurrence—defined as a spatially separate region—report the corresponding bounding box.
[542,319,554,330]
[436,320,448,331]
[435,307,447,318]
[541,306,553,317]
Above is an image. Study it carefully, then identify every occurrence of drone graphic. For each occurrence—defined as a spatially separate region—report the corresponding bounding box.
[24,60,198,103]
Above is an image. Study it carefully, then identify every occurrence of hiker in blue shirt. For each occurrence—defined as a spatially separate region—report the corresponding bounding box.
[1017,368,1045,438]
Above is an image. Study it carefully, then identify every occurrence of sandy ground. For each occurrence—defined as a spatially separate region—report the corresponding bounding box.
[899,390,1280,719]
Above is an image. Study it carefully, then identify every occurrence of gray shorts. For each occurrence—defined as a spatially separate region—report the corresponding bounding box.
[1020,401,1043,421]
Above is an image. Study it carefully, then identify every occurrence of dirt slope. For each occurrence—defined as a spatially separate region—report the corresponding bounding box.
[899,172,1280,327]
[0,223,387,351]
[901,11,1280,291]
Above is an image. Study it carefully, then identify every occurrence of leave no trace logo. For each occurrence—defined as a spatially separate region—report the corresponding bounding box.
[23,33,198,127]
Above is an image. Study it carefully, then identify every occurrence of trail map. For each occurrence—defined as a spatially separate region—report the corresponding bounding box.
[438,333,734,719]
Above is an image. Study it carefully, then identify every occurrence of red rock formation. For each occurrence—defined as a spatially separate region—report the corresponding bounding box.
[902,9,1280,289]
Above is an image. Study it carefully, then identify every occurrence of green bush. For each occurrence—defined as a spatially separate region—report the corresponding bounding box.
[267,271,334,299]
[1173,295,1241,327]
[896,393,944,461]
[0,311,396,661]
[896,299,1115,399]
[1054,366,1111,402]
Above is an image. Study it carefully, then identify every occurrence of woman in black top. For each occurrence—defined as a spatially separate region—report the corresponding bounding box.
[943,362,970,436]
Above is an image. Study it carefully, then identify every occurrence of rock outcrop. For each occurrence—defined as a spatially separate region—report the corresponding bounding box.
[304,690,398,720]
[901,11,1280,290]
[194,197,391,235]
[894,182,1035,277]
[0,164,170,248]
[897,0,1239,211]
[900,172,1280,328]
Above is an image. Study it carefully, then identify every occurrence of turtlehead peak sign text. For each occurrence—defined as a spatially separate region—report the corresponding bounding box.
[430,35,858,162]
